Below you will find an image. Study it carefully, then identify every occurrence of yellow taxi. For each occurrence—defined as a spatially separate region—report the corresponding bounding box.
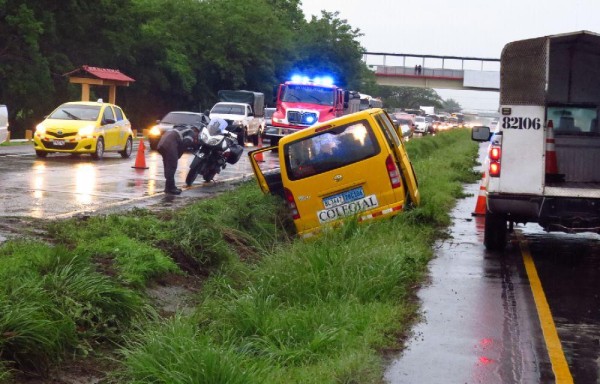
[33,100,134,159]
[249,108,420,238]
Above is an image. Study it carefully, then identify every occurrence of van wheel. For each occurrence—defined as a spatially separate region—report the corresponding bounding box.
[35,150,47,158]
[484,209,507,251]
[403,192,412,210]
[91,137,105,160]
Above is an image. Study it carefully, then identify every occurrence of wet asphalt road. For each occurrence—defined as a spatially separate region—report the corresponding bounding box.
[2,140,600,383]
[385,143,600,384]
[0,140,279,220]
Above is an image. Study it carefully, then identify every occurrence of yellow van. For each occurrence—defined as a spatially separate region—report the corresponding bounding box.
[249,108,420,238]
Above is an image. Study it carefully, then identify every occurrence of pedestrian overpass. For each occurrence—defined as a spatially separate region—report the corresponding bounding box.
[363,52,500,92]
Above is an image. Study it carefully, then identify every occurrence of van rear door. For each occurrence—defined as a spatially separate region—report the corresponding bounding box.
[375,112,420,205]
[248,146,284,198]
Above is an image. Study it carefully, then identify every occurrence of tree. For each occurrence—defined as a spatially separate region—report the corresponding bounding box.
[288,11,367,90]
[373,86,444,111]
[442,98,462,113]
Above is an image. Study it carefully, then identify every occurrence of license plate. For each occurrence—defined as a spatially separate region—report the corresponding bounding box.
[317,194,379,224]
[323,186,364,209]
[53,139,65,146]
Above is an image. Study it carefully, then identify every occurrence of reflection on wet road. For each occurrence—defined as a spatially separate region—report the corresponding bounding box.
[385,181,552,383]
[386,143,600,383]
[0,141,280,219]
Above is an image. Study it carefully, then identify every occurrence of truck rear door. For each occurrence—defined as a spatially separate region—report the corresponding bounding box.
[495,106,545,194]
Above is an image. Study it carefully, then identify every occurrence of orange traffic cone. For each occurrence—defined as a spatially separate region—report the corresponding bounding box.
[255,134,264,162]
[132,139,149,169]
[472,172,487,216]
[545,120,558,174]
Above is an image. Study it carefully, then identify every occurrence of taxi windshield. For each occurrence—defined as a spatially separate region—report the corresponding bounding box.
[284,119,380,180]
[48,105,101,121]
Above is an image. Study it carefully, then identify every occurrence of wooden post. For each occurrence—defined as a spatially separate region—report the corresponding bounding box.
[109,85,116,104]
[81,83,90,101]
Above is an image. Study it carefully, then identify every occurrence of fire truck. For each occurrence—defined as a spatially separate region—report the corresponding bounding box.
[264,75,360,146]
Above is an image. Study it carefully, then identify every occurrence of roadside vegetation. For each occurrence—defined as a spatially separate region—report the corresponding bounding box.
[0,129,479,383]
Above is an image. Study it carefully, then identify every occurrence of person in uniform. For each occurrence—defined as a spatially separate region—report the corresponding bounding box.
[157,124,200,195]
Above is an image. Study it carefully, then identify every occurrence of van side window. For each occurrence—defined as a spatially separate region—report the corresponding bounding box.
[374,113,402,148]
[284,119,380,180]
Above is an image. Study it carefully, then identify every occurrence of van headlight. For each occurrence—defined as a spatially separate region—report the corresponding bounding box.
[78,125,95,137]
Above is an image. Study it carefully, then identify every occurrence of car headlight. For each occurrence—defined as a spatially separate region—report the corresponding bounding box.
[149,126,161,137]
[35,124,46,134]
[232,120,243,126]
[78,125,95,137]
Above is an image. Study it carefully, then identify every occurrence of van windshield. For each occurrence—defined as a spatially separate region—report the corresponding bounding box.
[284,119,380,180]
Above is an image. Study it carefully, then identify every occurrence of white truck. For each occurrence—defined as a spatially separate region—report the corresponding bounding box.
[472,31,600,250]
[209,90,265,146]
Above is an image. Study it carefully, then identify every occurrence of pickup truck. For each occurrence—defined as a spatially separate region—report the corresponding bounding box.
[210,90,265,146]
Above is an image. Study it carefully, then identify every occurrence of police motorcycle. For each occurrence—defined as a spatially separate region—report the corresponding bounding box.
[185,118,244,185]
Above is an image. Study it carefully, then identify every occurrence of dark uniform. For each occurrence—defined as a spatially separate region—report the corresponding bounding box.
[157,124,199,194]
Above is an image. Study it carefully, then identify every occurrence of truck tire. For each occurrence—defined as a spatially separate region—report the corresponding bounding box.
[484,209,507,251]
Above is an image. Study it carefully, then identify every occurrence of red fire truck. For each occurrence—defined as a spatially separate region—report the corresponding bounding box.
[264,75,360,146]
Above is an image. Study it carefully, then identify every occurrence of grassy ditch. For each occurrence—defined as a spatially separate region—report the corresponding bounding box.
[0,129,479,383]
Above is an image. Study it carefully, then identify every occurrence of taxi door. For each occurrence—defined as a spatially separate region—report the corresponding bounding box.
[101,106,119,149]
[375,112,420,206]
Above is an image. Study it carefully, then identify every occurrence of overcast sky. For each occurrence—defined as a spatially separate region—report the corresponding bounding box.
[300,0,598,112]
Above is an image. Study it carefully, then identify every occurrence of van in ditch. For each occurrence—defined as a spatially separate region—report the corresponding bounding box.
[0,105,8,144]
[472,31,600,250]
[248,108,420,238]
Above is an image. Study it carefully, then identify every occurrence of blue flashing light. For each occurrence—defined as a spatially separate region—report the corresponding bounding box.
[289,74,335,86]
[321,76,334,86]
[305,115,316,124]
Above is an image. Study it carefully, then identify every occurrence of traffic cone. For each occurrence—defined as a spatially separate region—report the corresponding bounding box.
[255,134,264,162]
[472,172,487,216]
[132,139,149,169]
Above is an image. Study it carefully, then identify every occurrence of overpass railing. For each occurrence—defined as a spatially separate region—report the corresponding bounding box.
[363,52,500,78]
[374,65,464,79]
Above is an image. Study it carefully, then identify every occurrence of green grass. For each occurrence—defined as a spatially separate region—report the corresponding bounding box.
[0,128,479,383]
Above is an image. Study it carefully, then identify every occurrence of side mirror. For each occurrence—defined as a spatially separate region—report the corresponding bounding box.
[103,118,116,125]
[471,126,491,142]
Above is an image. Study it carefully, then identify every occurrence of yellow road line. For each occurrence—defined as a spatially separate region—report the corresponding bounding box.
[518,235,573,384]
